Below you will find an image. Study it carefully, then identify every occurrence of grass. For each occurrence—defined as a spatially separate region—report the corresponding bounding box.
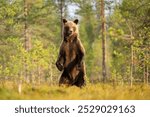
[0,82,150,100]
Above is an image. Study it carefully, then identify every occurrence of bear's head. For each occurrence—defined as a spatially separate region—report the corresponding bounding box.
[63,19,79,38]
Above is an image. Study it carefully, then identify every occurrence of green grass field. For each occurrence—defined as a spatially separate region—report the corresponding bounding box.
[0,82,150,100]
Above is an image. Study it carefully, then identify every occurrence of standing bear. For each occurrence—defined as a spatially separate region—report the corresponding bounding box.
[56,18,86,87]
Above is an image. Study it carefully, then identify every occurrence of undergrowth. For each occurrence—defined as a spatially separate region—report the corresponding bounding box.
[0,82,150,100]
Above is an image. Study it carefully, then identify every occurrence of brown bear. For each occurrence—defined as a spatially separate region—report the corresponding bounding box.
[56,18,86,87]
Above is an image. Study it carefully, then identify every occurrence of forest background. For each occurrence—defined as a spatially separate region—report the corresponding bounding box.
[0,0,150,99]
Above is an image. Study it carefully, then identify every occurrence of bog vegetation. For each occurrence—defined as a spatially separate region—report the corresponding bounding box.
[0,0,150,99]
[1,82,150,99]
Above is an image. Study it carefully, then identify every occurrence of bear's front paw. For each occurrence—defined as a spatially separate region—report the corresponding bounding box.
[56,62,63,71]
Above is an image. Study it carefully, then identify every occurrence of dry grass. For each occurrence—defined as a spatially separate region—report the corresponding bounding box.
[0,82,150,100]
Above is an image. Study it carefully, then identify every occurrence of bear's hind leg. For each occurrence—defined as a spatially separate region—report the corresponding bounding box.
[59,72,72,87]
[73,71,86,87]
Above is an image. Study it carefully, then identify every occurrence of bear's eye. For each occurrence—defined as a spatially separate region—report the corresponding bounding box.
[73,27,76,31]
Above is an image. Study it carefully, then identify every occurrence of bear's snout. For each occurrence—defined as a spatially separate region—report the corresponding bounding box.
[68,30,73,35]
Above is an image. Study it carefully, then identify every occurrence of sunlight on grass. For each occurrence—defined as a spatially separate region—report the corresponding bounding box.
[0,82,150,100]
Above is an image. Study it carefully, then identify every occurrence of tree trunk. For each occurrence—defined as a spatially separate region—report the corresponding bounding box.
[60,0,64,40]
[18,71,23,94]
[24,0,31,83]
[126,20,134,87]
[146,50,149,85]
[146,65,149,85]
[130,45,133,87]
[50,63,53,85]
[101,0,107,82]
[143,56,146,84]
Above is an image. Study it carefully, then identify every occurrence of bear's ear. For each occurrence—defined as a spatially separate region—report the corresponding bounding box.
[63,19,67,24]
[74,19,79,24]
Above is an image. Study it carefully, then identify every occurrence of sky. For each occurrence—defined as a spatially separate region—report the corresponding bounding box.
[67,4,79,19]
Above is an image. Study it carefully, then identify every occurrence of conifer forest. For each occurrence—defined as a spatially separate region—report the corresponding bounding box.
[0,0,150,99]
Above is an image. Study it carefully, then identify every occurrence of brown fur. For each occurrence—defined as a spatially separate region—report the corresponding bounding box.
[56,19,86,87]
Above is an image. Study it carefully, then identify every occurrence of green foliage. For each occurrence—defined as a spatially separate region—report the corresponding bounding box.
[108,0,150,83]
[0,0,60,84]
[0,0,150,94]
[0,37,58,83]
